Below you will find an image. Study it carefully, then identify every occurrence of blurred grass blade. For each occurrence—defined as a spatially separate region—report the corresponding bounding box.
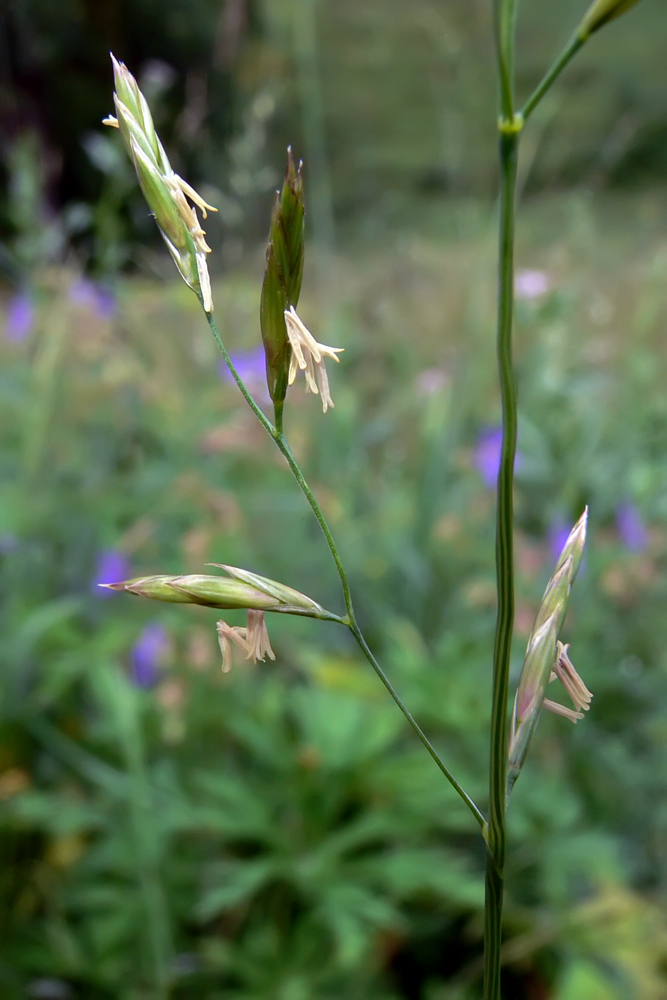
[93,663,172,997]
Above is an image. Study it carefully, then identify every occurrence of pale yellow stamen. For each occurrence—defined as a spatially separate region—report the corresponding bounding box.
[284,306,343,413]
[175,176,218,219]
[544,641,592,723]
[217,621,249,672]
[543,698,584,723]
[196,253,213,313]
[216,611,275,671]
[245,610,275,663]
[165,178,213,254]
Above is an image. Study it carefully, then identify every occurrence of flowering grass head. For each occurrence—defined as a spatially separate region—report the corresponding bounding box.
[507,509,588,797]
[104,54,216,312]
[102,564,337,670]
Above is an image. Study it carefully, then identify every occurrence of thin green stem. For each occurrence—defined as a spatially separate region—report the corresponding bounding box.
[493,0,517,121]
[274,399,285,436]
[485,3,521,992]
[206,311,276,438]
[203,307,485,829]
[274,429,354,619]
[520,32,584,123]
[274,431,484,827]
[483,129,519,1000]
[349,622,486,829]
[205,310,354,612]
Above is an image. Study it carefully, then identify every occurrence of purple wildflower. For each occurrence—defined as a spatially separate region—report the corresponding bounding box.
[92,549,131,597]
[219,346,270,403]
[26,979,72,1000]
[473,427,521,489]
[515,269,550,301]
[219,346,266,386]
[69,278,116,320]
[130,622,169,688]
[0,533,19,555]
[616,501,648,552]
[415,368,447,395]
[5,292,35,343]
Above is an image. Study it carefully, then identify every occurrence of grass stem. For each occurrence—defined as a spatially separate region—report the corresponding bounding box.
[203,308,485,829]
[349,622,486,829]
[520,32,585,123]
[483,126,519,1000]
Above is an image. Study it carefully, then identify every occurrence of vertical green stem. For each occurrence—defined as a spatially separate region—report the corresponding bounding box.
[493,0,517,121]
[484,128,519,1000]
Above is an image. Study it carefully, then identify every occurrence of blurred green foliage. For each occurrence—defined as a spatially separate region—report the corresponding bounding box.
[2,188,667,997]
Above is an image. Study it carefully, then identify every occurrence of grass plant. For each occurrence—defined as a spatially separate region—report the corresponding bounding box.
[3,190,667,998]
[1,3,667,996]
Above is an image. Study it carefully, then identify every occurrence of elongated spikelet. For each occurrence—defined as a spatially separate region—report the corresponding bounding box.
[260,149,305,407]
[100,565,334,619]
[103,54,217,311]
[578,0,643,39]
[507,509,588,797]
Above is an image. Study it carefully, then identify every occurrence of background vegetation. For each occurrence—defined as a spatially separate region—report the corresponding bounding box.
[1,1,667,998]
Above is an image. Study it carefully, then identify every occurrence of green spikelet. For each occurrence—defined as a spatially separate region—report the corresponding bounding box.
[100,565,334,619]
[259,149,305,412]
[104,54,216,311]
[506,509,588,798]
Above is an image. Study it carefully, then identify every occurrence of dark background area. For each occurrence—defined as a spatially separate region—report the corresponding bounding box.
[2,0,667,278]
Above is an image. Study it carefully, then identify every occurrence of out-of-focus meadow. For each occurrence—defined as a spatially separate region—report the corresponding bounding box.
[2,2,667,998]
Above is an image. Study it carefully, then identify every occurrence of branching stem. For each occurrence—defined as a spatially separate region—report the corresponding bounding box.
[520,32,584,123]
[203,309,485,829]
